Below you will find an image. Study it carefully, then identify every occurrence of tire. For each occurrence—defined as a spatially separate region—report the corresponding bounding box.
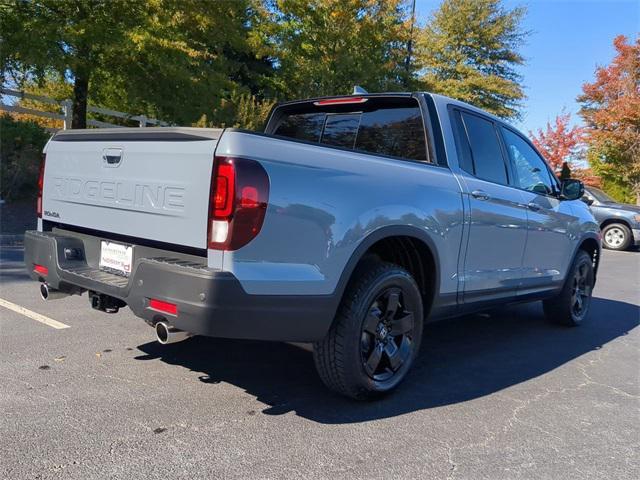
[543,250,594,326]
[601,223,632,250]
[313,262,424,400]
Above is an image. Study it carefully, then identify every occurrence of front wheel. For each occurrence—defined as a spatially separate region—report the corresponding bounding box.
[313,262,424,400]
[543,250,594,326]
[602,223,631,250]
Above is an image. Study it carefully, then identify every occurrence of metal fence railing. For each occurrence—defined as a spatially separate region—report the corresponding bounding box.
[0,87,169,129]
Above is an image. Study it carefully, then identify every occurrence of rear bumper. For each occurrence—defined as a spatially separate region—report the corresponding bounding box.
[24,230,335,342]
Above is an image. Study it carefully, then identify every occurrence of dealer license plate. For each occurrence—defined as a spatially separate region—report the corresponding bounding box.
[99,241,133,277]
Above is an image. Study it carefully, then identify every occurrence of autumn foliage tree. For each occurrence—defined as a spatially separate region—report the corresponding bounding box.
[578,35,640,205]
[529,112,584,171]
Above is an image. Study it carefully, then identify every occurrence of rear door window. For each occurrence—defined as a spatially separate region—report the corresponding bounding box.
[459,112,509,185]
[271,98,428,162]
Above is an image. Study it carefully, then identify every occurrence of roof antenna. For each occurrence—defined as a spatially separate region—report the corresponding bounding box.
[352,85,368,95]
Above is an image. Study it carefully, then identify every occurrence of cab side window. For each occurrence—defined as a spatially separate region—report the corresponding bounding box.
[458,112,509,185]
[501,128,556,195]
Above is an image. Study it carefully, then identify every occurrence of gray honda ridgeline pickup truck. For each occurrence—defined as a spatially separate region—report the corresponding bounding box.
[25,92,600,399]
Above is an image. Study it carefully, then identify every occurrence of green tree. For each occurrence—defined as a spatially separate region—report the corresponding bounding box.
[1,0,273,127]
[92,0,273,125]
[261,0,414,99]
[1,0,147,128]
[195,90,277,131]
[0,114,50,200]
[416,0,527,119]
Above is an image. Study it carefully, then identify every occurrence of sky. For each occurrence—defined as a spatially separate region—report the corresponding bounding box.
[415,0,640,134]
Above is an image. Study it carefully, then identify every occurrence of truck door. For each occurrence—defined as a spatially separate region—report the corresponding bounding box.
[499,126,578,292]
[452,110,529,302]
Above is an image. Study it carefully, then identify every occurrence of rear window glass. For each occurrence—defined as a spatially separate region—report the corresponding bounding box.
[321,113,359,148]
[274,113,325,142]
[355,108,425,160]
[271,98,428,162]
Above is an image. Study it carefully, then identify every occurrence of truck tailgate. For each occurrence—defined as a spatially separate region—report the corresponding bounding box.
[42,128,222,249]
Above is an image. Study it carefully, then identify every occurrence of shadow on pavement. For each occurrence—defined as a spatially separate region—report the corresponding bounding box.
[136,297,639,424]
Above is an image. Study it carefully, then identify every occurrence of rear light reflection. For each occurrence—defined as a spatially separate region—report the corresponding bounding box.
[240,186,259,208]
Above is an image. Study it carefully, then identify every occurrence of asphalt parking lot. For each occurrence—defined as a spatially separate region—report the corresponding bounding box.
[1,246,638,480]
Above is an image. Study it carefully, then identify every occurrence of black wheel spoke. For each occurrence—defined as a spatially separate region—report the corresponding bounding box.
[359,284,418,381]
[363,307,381,335]
[385,291,400,318]
[389,312,414,336]
[578,263,587,279]
[385,337,411,371]
[365,343,384,375]
[571,260,593,317]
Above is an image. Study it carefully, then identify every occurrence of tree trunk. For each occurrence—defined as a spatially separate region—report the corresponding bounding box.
[71,72,89,129]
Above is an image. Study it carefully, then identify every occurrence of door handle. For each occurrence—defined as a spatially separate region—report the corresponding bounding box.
[471,190,490,200]
[527,202,541,211]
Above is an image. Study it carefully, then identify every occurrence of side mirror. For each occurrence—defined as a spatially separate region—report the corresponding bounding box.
[581,195,594,206]
[560,179,584,201]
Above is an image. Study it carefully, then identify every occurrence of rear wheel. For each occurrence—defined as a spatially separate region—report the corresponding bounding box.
[313,262,424,400]
[543,250,594,326]
[601,223,631,250]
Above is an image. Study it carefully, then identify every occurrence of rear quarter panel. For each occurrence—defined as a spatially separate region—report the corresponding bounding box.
[215,131,465,297]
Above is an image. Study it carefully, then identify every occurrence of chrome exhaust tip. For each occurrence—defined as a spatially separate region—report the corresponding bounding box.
[155,321,192,345]
[40,283,71,301]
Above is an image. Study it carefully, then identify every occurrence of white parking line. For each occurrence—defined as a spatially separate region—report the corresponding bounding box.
[0,298,70,330]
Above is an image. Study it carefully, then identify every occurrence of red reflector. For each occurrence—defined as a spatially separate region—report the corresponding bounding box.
[34,264,48,276]
[149,299,178,316]
[313,97,368,106]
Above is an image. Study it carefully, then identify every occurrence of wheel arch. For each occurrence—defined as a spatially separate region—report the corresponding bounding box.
[576,233,601,281]
[600,218,632,231]
[331,226,441,321]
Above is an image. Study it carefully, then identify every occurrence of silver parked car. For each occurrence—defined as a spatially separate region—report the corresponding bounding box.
[583,187,640,250]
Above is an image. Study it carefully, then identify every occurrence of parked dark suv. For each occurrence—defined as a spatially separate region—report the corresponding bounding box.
[583,187,640,250]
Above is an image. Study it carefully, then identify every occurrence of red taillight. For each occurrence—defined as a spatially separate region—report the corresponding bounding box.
[149,298,178,316]
[34,264,48,276]
[208,156,269,250]
[313,97,368,106]
[37,154,46,218]
[213,163,235,218]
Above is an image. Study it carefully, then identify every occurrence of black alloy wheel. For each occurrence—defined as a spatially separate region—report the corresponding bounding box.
[314,262,424,399]
[360,288,415,382]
